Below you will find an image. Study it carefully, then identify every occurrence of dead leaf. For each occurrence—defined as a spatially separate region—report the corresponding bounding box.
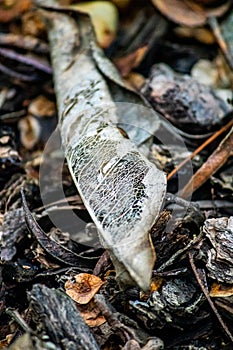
[114,45,148,77]
[39,5,167,291]
[0,0,31,23]
[34,244,60,269]
[65,273,104,304]
[71,1,118,48]
[204,216,233,284]
[111,0,131,9]
[210,283,233,298]
[174,27,215,44]
[77,300,106,327]
[123,72,146,91]
[152,0,230,27]
[0,334,14,349]
[18,116,41,150]
[21,190,98,268]
[140,276,163,301]
[21,10,46,37]
[28,95,56,118]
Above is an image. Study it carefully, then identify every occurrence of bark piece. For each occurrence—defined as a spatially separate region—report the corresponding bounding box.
[0,208,26,262]
[28,284,100,349]
[204,216,233,284]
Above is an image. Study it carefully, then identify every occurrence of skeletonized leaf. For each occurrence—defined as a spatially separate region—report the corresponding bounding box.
[38,3,166,291]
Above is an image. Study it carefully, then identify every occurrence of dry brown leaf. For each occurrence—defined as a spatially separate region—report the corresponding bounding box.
[77,300,106,327]
[174,27,215,44]
[0,0,31,23]
[152,0,230,27]
[71,1,118,48]
[21,10,46,37]
[65,273,104,304]
[114,46,148,77]
[111,0,131,9]
[123,72,146,91]
[34,244,60,269]
[18,116,41,150]
[0,334,14,349]
[28,95,56,118]
[210,283,233,298]
[140,276,163,300]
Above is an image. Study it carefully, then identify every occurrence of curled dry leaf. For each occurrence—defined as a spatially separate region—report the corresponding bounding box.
[152,0,230,27]
[77,300,106,327]
[18,116,41,150]
[71,1,118,48]
[0,0,31,23]
[21,9,47,37]
[210,283,233,298]
[114,46,148,77]
[204,216,233,284]
[65,273,104,304]
[111,0,131,9]
[28,95,56,118]
[38,3,166,291]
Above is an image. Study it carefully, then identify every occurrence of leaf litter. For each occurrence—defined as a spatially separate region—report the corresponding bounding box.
[0,0,233,349]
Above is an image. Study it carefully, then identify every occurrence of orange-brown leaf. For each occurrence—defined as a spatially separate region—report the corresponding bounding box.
[77,300,106,327]
[65,273,104,304]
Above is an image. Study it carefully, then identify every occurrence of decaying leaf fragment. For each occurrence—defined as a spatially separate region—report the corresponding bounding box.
[204,216,233,284]
[65,273,104,304]
[71,1,118,48]
[38,3,166,291]
[152,0,230,27]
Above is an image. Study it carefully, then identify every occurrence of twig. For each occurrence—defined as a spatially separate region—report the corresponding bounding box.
[0,33,49,54]
[0,109,26,122]
[0,48,52,74]
[179,127,233,199]
[167,118,233,181]
[0,62,37,82]
[6,308,34,334]
[189,251,233,343]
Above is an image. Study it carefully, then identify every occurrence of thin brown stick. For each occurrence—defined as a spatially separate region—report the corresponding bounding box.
[179,127,233,199]
[0,48,52,74]
[167,119,233,181]
[189,251,233,343]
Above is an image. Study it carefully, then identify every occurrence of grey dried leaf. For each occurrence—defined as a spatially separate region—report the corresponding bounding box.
[204,216,233,283]
[38,4,166,291]
[0,208,26,262]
